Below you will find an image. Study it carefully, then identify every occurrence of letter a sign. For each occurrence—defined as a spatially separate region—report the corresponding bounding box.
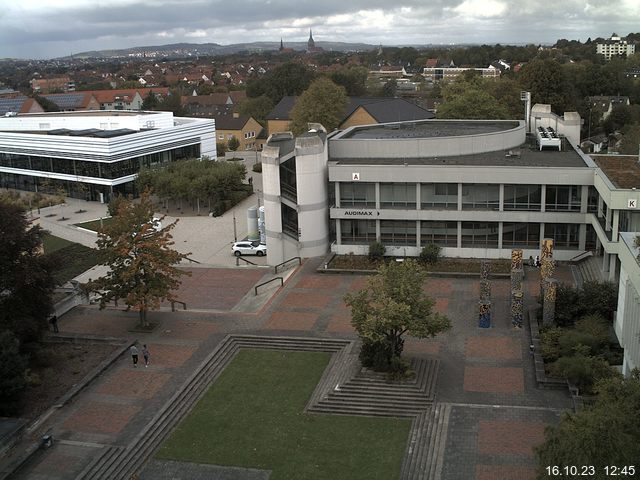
[629,199,637,208]
[352,173,360,181]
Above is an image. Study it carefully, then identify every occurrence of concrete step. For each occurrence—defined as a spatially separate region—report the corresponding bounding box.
[310,404,422,418]
[82,335,355,480]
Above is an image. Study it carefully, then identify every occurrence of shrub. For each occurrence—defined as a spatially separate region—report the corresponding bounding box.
[252,162,262,173]
[107,194,127,217]
[368,241,386,261]
[419,243,441,265]
[539,326,563,362]
[554,281,618,327]
[550,353,618,394]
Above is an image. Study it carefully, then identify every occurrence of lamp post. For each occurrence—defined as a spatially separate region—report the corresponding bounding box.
[233,210,237,242]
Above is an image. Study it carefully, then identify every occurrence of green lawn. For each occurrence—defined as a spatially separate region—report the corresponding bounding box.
[74,216,114,232]
[42,234,99,285]
[157,349,411,480]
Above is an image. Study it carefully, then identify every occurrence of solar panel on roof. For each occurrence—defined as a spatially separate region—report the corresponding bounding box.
[43,93,85,109]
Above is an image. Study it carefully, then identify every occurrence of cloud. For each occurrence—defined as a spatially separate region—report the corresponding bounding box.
[0,0,638,58]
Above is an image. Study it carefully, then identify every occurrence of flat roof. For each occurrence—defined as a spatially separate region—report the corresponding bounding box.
[340,120,520,140]
[592,155,640,189]
[331,137,589,168]
[12,110,155,118]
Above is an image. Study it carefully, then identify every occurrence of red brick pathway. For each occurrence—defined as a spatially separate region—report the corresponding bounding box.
[464,366,525,394]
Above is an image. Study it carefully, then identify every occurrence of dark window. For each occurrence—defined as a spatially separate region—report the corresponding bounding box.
[340,219,377,244]
[340,182,375,208]
[545,185,581,211]
[421,183,458,209]
[380,183,416,209]
[544,223,580,249]
[462,184,499,210]
[279,157,297,202]
[380,220,416,246]
[281,203,298,239]
[502,222,540,248]
[461,222,499,247]
[503,185,542,211]
[420,221,457,246]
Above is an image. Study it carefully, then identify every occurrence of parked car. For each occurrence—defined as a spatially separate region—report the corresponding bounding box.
[232,241,267,257]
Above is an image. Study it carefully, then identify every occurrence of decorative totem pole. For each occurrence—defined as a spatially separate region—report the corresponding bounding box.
[510,249,524,328]
[478,260,492,328]
[540,238,557,325]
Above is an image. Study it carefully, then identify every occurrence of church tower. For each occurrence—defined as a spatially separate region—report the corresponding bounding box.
[279,38,284,52]
[307,29,315,51]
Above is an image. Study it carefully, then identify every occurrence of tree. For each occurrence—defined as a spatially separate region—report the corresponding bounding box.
[437,78,510,119]
[330,66,369,96]
[227,136,240,151]
[85,191,190,327]
[236,95,274,126]
[246,62,315,104]
[344,260,451,372]
[381,79,397,97]
[141,90,160,110]
[619,124,640,154]
[0,330,29,416]
[289,78,348,134]
[0,201,55,344]
[535,372,640,476]
[519,59,576,113]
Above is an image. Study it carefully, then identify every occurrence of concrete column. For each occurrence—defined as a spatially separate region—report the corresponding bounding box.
[499,184,504,212]
[580,185,589,214]
[335,182,340,208]
[602,252,610,272]
[416,183,421,210]
[336,219,341,245]
[498,222,503,249]
[578,224,587,251]
[612,210,620,240]
[609,254,617,281]
[376,219,381,242]
[605,205,612,231]
[457,183,463,211]
[540,184,546,213]
[375,183,380,210]
[457,221,462,249]
[539,223,545,246]
[416,220,421,248]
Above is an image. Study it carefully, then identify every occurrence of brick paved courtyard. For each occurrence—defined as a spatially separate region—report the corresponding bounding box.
[10,259,574,480]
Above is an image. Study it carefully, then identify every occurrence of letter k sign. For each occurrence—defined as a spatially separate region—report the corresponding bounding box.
[629,199,637,208]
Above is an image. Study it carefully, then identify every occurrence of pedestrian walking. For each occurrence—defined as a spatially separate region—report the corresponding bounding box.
[142,344,150,367]
[528,255,535,267]
[49,315,59,333]
[130,344,139,367]
[535,255,541,268]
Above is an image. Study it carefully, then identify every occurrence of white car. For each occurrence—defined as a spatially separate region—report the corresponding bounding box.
[232,241,267,257]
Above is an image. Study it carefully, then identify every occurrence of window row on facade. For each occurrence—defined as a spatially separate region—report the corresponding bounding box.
[0,144,200,180]
[339,219,595,250]
[336,182,598,212]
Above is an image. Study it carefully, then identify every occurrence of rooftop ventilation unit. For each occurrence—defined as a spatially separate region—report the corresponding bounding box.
[536,126,561,151]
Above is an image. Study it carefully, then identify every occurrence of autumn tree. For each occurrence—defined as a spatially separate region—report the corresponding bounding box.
[289,78,348,134]
[535,372,640,476]
[86,191,190,327]
[236,95,274,126]
[344,260,451,372]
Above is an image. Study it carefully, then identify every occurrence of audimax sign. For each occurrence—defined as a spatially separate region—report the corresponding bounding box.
[344,210,380,216]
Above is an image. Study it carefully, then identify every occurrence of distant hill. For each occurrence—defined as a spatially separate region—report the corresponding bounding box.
[66,41,378,59]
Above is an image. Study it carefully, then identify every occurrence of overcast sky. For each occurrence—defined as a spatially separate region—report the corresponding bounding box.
[1,0,639,59]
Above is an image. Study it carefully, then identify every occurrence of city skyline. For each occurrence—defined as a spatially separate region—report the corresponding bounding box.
[1,0,639,60]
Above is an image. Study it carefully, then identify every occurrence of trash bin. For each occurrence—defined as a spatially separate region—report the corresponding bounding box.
[41,435,53,449]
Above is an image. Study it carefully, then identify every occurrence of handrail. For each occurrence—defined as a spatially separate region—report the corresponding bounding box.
[185,256,201,264]
[171,300,187,311]
[274,256,301,274]
[236,256,258,266]
[255,277,283,295]
[569,251,593,263]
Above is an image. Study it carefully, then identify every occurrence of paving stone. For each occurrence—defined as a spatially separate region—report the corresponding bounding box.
[465,337,522,360]
[62,402,141,435]
[477,420,546,456]
[95,369,171,399]
[463,366,525,394]
[475,464,536,480]
[264,311,319,331]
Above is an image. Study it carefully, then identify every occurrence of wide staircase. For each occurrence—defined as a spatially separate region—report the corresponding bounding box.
[76,335,446,480]
[576,255,603,286]
[307,356,439,418]
[75,335,349,480]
